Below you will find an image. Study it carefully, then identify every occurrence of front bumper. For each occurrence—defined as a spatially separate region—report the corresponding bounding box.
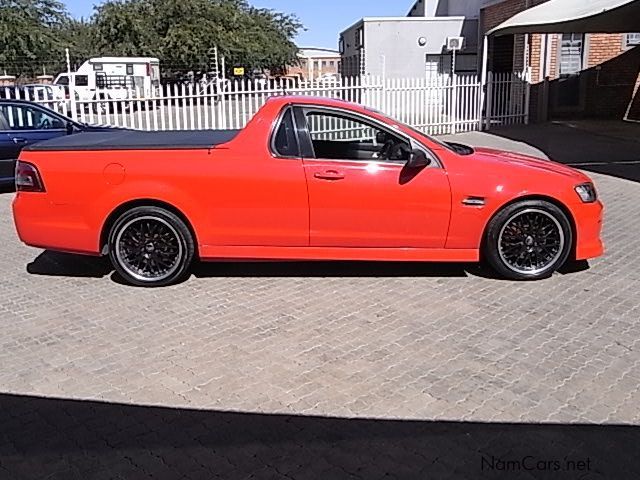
[573,200,604,260]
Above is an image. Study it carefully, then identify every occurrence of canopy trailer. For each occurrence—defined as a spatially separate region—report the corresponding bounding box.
[54,57,161,103]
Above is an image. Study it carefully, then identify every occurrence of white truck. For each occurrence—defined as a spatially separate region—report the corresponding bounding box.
[54,57,161,112]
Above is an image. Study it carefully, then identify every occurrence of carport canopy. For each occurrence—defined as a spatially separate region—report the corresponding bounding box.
[488,0,640,36]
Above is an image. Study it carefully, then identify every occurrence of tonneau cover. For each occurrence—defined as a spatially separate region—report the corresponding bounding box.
[25,129,241,151]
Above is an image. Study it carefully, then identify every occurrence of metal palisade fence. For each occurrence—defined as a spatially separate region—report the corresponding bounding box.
[1,71,531,135]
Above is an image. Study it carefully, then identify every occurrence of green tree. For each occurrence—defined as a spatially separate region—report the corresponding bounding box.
[0,0,302,79]
[90,0,302,78]
[0,0,70,77]
[61,19,99,69]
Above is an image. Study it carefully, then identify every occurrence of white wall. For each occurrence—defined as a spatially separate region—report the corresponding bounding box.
[408,0,482,18]
[446,0,482,19]
[363,18,467,77]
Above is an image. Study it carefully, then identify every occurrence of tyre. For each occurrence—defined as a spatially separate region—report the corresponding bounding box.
[108,206,195,287]
[484,200,572,280]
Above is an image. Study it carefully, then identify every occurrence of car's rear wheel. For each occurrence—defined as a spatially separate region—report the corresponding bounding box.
[484,200,572,280]
[108,206,195,287]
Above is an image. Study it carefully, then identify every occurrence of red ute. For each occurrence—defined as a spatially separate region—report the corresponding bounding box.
[12,96,604,286]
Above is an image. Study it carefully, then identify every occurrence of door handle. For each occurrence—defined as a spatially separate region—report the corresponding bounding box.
[314,170,345,181]
[12,137,27,144]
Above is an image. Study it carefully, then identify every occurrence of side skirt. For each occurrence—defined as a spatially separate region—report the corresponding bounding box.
[198,245,479,262]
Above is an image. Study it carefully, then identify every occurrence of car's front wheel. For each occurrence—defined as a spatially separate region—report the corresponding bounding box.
[484,200,573,280]
[108,206,195,287]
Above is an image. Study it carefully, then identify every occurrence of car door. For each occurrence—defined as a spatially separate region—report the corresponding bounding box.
[197,106,309,248]
[0,110,19,186]
[296,107,451,248]
[1,101,69,147]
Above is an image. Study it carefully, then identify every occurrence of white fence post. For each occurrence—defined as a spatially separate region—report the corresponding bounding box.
[450,72,457,134]
[484,71,494,130]
[524,68,531,125]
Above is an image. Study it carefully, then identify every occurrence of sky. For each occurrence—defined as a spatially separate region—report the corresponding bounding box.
[61,0,407,50]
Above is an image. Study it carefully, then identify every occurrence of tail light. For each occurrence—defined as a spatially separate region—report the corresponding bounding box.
[15,161,46,192]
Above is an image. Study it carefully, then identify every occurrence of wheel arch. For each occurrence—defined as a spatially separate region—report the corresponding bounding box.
[100,199,199,257]
[481,195,578,261]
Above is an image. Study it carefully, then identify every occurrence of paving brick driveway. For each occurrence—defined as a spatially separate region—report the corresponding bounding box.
[1,127,639,479]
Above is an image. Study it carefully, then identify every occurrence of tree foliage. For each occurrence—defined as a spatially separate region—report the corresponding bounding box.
[0,0,302,78]
[0,0,69,76]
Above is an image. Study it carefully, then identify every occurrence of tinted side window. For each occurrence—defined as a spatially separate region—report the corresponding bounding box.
[304,111,411,162]
[0,110,9,130]
[76,75,89,87]
[273,109,299,157]
[0,105,64,130]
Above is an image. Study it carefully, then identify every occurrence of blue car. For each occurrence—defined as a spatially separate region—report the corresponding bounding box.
[0,99,119,190]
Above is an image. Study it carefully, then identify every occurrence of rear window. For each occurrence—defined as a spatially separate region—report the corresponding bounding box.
[273,109,299,157]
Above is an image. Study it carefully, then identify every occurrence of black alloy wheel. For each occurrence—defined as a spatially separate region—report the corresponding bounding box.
[484,200,572,280]
[108,206,195,287]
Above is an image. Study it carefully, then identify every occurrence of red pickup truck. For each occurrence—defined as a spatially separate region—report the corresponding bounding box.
[13,96,603,286]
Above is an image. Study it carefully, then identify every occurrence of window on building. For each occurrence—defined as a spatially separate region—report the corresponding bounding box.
[339,37,345,54]
[322,61,327,67]
[559,33,585,76]
[126,64,134,75]
[355,27,363,48]
[626,33,640,47]
[329,61,335,67]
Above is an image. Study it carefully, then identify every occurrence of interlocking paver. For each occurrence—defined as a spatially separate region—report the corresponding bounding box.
[1,130,640,478]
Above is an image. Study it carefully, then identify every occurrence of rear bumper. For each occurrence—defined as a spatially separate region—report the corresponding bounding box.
[573,200,604,260]
[12,193,100,255]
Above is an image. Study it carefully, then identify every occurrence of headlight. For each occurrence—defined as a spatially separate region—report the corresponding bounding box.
[575,183,597,203]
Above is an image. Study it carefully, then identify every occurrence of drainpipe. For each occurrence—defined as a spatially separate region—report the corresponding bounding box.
[540,33,550,122]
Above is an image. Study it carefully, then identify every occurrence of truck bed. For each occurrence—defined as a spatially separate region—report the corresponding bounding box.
[24,129,241,151]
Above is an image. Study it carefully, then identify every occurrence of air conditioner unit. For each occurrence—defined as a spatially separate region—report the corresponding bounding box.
[446,36,464,51]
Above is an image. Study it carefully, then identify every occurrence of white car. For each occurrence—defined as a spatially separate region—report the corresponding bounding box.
[317,73,340,84]
[20,85,66,109]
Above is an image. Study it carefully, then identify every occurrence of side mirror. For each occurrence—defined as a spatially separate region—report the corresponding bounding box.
[406,149,431,168]
[66,122,75,135]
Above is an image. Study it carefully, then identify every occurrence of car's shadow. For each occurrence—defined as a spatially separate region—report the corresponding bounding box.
[26,250,592,285]
[27,251,114,278]
[2,392,639,479]
[190,259,477,278]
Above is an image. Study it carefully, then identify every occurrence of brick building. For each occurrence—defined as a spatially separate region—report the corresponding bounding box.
[287,49,341,81]
[480,0,640,121]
